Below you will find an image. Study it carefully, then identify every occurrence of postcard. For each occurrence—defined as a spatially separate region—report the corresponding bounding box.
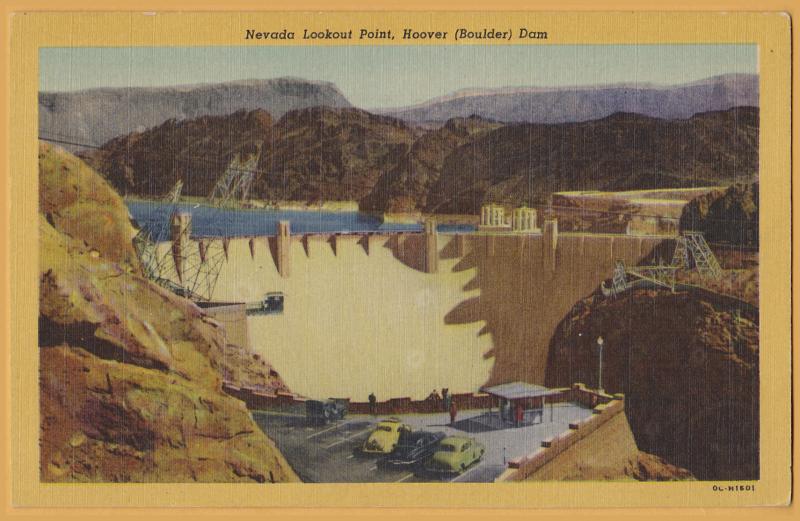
[6,9,793,510]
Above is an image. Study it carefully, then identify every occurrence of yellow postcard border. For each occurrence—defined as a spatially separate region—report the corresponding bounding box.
[1,3,794,516]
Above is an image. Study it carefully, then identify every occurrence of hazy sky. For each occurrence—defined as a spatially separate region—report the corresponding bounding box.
[40,44,757,108]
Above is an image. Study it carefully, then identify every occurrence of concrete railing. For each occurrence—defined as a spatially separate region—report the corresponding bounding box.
[495,384,624,482]
[222,384,306,412]
[347,392,496,415]
[223,380,614,418]
[222,383,496,415]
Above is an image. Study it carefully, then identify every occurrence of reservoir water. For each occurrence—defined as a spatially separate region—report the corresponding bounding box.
[127,201,475,237]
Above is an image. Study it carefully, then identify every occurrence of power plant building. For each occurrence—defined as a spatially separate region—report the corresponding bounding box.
[480,204,539,233]
[511,207,539,233]
[480,204,508,229]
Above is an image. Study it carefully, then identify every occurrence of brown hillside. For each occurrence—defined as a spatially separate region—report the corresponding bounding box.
[79,109,272,197]
[544,288,758,480]
[78,107,757,214]
[680,182,759,247]
[360,115,502,212]
[255,107,414,202]
[427,107,758,213]
[39,143,297,482]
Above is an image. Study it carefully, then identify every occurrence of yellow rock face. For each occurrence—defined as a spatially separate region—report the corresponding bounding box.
[38,142,140,271]
[38,142,298,483]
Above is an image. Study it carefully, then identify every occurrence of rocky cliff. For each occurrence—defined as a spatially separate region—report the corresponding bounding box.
[255,107,415,202]
[426,107,758,213]
[78,109,273,198]
[39,77,351,150]
[544,288,758,480]
[78,106,758,215]
[38,143,297,482]
[360,115,502,212]
[680,182,759,247]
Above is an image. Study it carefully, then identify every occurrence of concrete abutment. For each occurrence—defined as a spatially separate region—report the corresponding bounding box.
[276,221,291,278]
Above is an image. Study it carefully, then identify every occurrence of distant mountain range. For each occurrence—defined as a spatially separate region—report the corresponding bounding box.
[77,106,759,215]
[39,77,352,149]
[374,73,758,124]
[40,74,757,150]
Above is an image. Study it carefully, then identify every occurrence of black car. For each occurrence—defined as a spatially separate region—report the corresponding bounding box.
[306,398,347,425]
[383,431,446,467]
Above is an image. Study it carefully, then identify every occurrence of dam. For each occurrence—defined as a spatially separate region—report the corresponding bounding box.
[152,211,670,401]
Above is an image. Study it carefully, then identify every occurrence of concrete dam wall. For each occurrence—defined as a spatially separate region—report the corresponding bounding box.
[158,225,666,401]
[188,232,492,401]
[453,229,665,386]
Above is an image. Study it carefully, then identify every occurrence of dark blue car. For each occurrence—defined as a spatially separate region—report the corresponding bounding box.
[382,431,446,467]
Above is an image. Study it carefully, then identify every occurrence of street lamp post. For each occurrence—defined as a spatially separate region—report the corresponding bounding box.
[597,336,604,392]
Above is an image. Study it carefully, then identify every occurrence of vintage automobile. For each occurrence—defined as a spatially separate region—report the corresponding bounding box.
[305,398,347,425]
[261,292,285,314]
[382,431,446,467]
[362,418,412,454]
[426,436,485,474]
[245,292,285,315]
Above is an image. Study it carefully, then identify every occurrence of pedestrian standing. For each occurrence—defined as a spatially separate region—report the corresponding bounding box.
[515,402,524,427]
[449,400,458,425]
[368,392,376,415]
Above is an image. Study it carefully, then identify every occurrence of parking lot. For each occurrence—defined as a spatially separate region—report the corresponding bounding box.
[252,403,593,483]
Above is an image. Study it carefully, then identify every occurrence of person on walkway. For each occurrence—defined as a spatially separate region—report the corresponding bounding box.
[449,400,458,425]
[368,392,376,415]
[442,388,450,413]
[514,402,524,427]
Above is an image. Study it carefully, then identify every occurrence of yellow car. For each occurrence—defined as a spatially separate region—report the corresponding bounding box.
[426,436,485,474]
[362,418,412,454]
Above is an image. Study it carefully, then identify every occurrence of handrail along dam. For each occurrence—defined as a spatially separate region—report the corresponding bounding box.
[154,209,671,401]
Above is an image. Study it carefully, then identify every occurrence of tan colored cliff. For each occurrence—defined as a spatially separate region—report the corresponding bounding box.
[201,303,291,394]
[38,142,298,482]
[525,411,693,481]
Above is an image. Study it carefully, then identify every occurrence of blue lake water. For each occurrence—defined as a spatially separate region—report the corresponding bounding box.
[127,201,475,238]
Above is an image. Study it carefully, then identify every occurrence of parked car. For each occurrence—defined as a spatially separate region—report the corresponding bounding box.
[245,292,285,315]
[261,292,284,314]
[426,436,485,474]
[362,418,412,454]
[383,431,446,467]
[305,398,347,425]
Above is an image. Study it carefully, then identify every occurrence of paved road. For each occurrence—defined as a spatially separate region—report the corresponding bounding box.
[253,404,593,483]
[400,406,593,482]
[253,412,427,483]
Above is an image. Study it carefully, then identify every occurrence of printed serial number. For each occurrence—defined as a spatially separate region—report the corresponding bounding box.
[712,485,756,492]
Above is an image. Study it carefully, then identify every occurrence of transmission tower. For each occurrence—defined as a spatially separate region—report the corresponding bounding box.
[133,179,184,282]
[133,179,227,301]
[601,260,678,297]
[601,231,722,298]
[671,231,722,279]
[671,234,690,269]
[208,144,262,208]
[161,220,227,301]
[610,261,630,295]
[165,179,184,203]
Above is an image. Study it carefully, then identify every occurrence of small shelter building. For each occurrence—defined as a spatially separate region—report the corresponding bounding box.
[481,381,562,425]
